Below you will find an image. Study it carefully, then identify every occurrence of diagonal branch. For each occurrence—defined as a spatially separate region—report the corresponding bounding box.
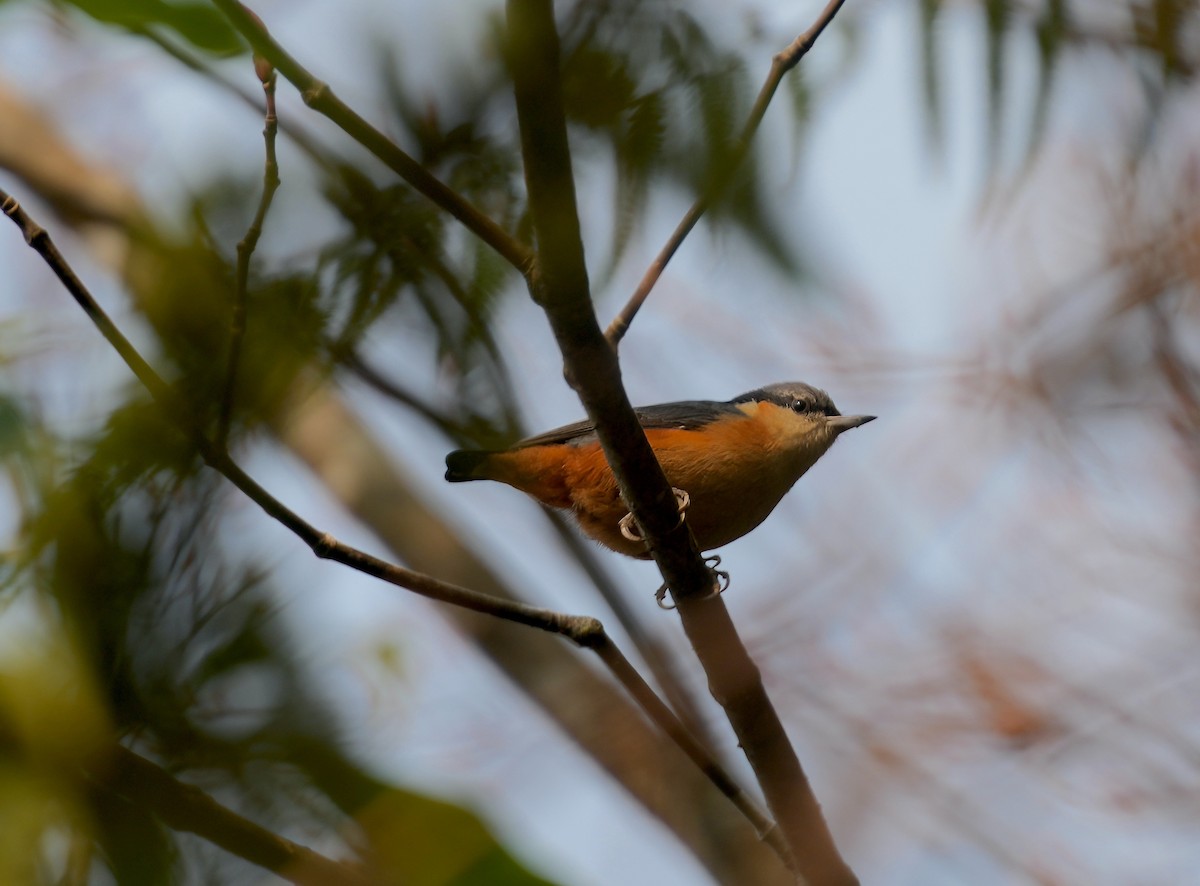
[605,0,849,348]
[208,0,534,277]
[0,185,783,865]
[538,508,720,749]
[504,1,856,881]
[91,745,372,886]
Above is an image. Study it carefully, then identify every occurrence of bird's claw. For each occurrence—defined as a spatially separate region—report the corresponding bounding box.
[706,555,731,594]
[619,487,691,543]
[655,555,730,610]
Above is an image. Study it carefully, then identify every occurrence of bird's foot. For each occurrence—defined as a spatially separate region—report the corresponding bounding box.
[619,487,690,543]
[654,555,730,610]
[706,555,731,595]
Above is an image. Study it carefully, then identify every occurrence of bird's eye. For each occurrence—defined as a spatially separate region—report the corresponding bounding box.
[792,399,810,413]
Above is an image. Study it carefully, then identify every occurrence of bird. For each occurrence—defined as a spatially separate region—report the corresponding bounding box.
[445,382,874,559]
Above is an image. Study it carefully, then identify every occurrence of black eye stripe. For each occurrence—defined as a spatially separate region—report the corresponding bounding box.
[790,398,839,416]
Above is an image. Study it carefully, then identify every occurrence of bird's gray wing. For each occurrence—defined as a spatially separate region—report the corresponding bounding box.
[513,399,743,449]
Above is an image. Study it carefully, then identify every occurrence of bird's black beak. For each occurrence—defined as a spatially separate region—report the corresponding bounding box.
[828,414,876,435]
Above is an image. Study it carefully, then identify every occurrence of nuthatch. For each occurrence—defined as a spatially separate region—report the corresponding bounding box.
[445,382,874,559]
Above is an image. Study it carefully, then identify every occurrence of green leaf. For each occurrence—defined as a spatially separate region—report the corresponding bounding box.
[1024,0,1068,165]
[63,0,244,56]
[356,789,562,886]
[919,0,944,154]
[602,92,664,278]
[0,395,29,458]
[91,788,177,884]
[983,0,1013,175]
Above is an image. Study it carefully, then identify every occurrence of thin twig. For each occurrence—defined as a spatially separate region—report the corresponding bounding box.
[586,633,789,860]
[337,346,469,437]
[208,0,534,277]
[1150,301,1200,481]
[217,61,280,451]
[505,1,856,880]
[605,0,849,348]
[0,193,173,405]
[91,745,372,886]
[0,186,779,862]
[0,186,594,634]
[538,509,721,749]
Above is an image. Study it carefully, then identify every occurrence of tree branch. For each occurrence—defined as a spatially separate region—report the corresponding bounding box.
[504,2,856,881]
[537,508,720,750]
[91,745,372,886]
[208,0,534,277]
[605,0,849,348]
[586,634,784,854]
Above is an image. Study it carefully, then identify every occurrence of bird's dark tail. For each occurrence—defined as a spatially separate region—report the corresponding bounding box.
[444,449,493,482]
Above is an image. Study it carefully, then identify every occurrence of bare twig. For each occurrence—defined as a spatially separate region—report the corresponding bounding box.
[1150,301,1200,480]
[0,186,779,863]
[505,1,856,881]
[605,0,849,347]
[208,0,534,277]
[587,634,787,858]
[539,510,720,749]
[0,193,172,405]
[336,346,469,437]
[91,745,372,886]
[217,58,281,451]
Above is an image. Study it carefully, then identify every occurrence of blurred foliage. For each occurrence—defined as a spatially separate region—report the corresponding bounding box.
[357,790,559,886]
[318,164,524,445]
[50,0,244,55]
[920,0,1200,170]
[0,621,111,883]
[0,377,559,880]
[557,2,799,276]
[370,0,811,288]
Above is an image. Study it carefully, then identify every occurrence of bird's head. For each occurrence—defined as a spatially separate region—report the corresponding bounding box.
[731,381,875,460]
